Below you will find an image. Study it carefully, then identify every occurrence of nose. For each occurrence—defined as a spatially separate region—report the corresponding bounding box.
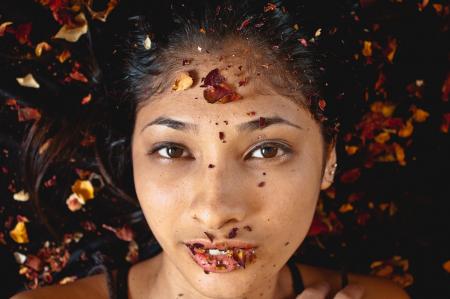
[189,163,249,230]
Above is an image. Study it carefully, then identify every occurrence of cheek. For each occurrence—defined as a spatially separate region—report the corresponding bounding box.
[261,159,322,247]
[132,146,184,241]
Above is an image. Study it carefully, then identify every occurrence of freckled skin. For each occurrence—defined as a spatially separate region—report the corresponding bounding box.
[131,57,337,298]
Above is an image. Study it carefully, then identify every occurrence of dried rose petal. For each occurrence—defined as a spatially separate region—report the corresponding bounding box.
[14,23,32,45]
[227,227,238,239]
[264,3,277,12]
[66,193,83,212]
[85,0,119,22]
[318,99,327,111]
[259,117,266,128]
[201,68,225,87]
[237,18,251,31]
[54,13,88,42]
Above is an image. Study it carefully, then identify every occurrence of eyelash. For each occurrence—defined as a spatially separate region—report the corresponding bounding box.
[148,141,293,162]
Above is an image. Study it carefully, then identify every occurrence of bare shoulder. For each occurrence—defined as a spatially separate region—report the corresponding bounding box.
[10,273,108,299]
[298,263,411,299]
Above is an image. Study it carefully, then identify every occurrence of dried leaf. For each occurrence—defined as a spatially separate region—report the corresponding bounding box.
[16,74,40,88]
[54,13,87,42]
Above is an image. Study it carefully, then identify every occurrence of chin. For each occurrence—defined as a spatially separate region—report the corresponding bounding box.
[188,269,264,299]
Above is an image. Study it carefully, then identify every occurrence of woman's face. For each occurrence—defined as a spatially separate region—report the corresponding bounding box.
[131,60,336,298]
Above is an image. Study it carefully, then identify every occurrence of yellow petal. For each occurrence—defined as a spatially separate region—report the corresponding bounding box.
[398,119,414,138]
[71,179,95,201]
[16,74,40,88]
[381,104,396,117]
[13,190,29,202]
[172,72,193,91]
[374,131,391,144]
[9,221,29,244]
[54,13,88,42]
[35,42,52,57]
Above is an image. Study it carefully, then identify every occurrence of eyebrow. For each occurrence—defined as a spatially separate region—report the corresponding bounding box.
[140,116,303,134]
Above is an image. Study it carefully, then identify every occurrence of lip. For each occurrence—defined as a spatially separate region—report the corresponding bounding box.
[183,239,258,273]
[183,239,258,250]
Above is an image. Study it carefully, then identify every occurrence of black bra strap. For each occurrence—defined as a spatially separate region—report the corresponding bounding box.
[287,257,305,294]
[340,264,349,289]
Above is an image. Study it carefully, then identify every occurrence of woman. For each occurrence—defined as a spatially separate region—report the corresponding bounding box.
[10,0,410,298]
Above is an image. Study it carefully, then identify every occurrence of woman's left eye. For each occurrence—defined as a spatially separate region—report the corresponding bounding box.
[246,142,292,160]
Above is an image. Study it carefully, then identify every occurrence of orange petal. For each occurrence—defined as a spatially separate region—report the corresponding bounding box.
[412,108,430,122]
[362,40,372,57]
[345,145,359,155]
[443,260,450,273]
[35,41,52,57]
[398,119,414,138]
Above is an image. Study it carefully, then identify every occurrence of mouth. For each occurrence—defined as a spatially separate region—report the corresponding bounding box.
[184,241,257,273]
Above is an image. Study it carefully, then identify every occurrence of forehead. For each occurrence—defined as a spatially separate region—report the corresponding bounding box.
[135,81,312,131]
[135,44,313,129]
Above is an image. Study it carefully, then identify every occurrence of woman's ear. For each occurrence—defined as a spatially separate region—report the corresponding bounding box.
[320,142,337,190]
